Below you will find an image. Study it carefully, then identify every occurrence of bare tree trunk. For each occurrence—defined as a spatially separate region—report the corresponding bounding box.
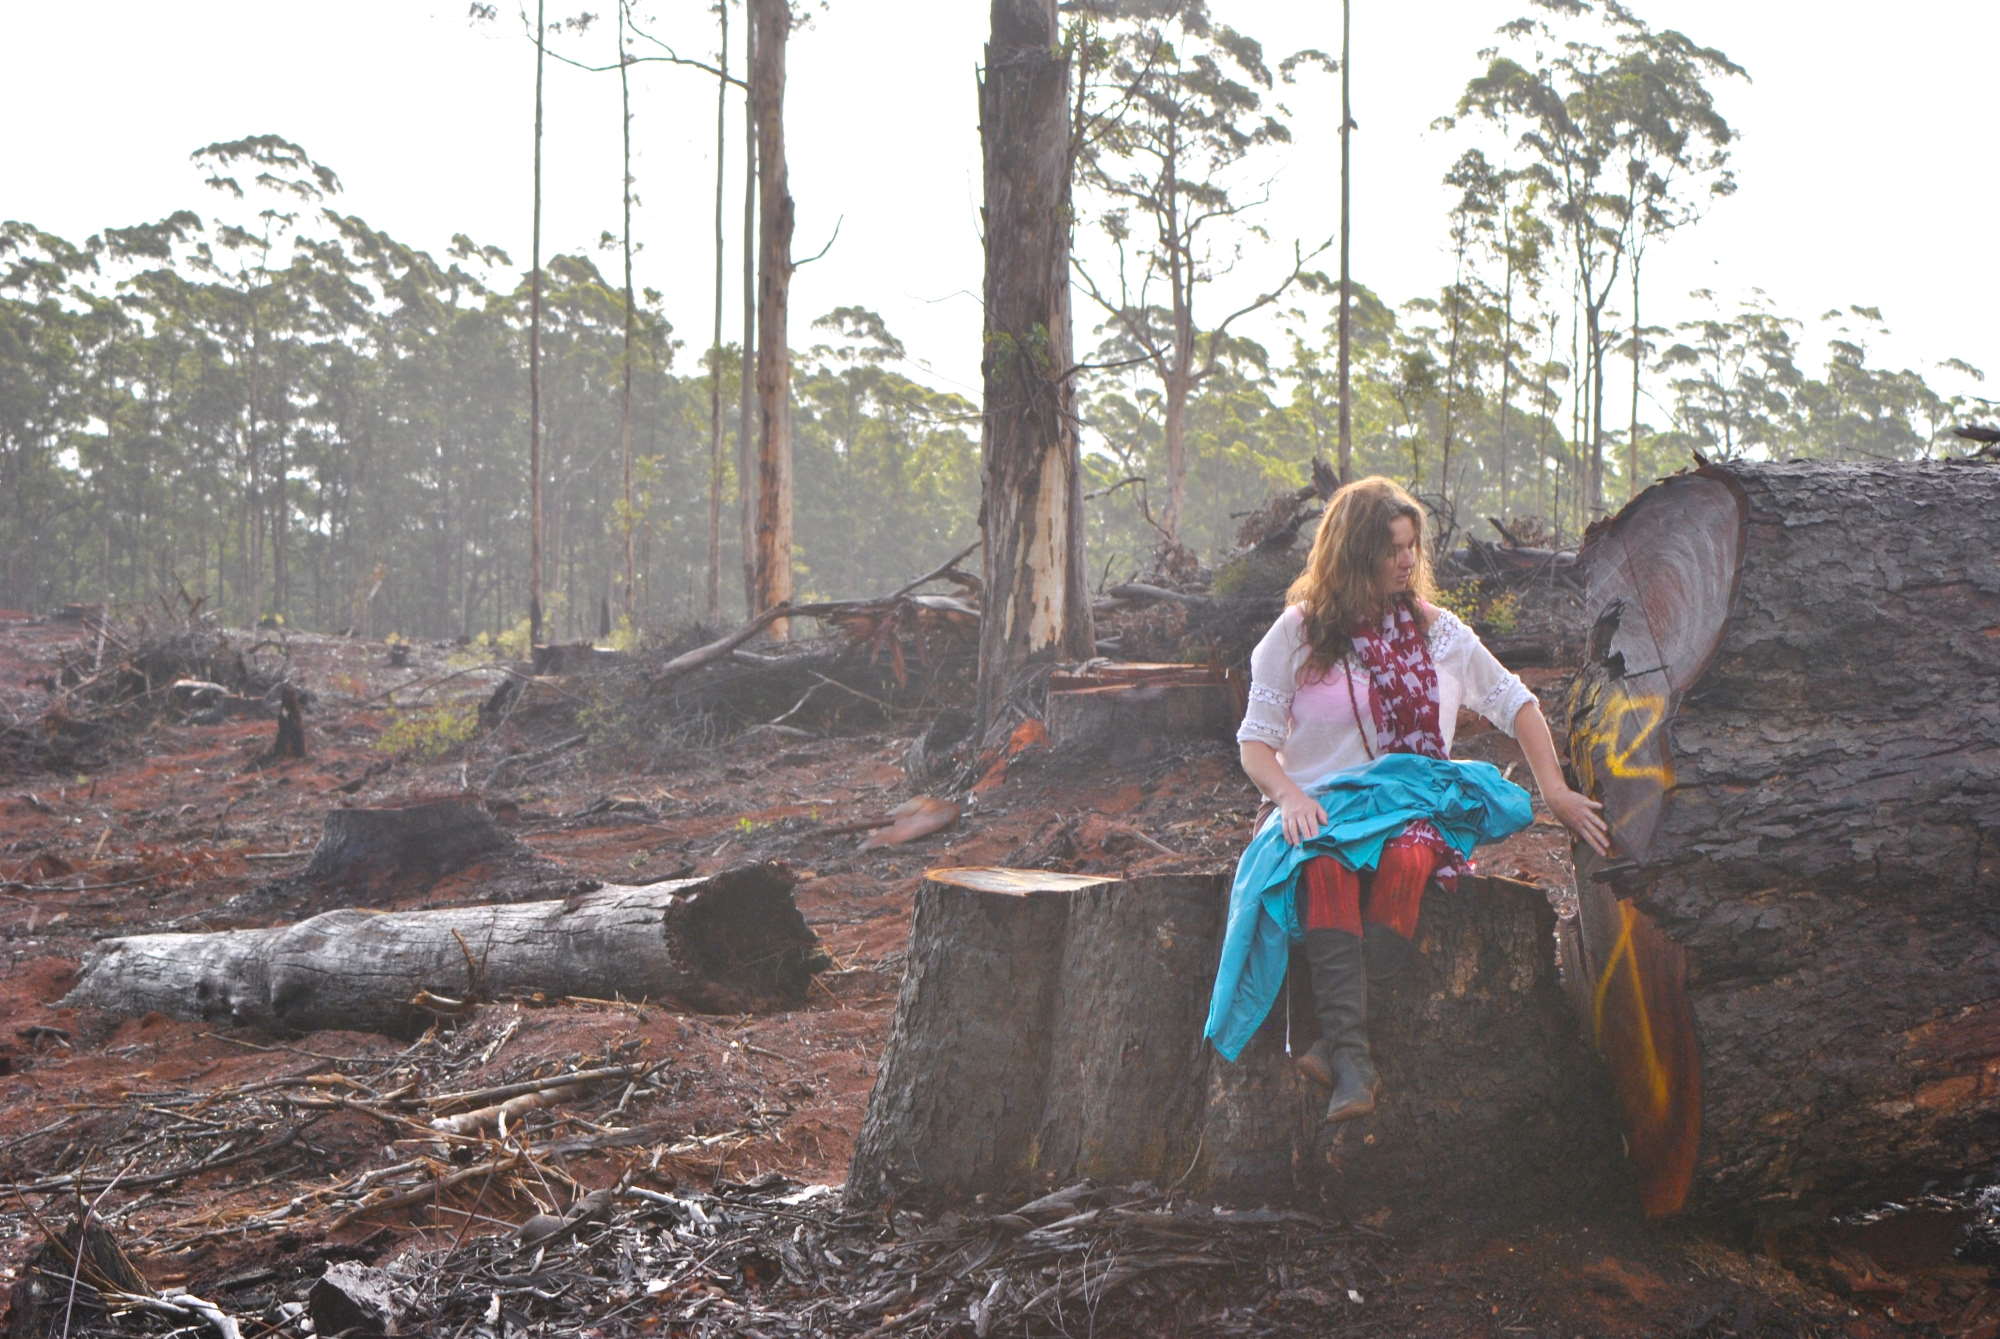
[974,0,1094,739]
[1585,301,1607,519]
[1626,249,1642,501]
[705,0,729,625]
[1336,0,1353,485]
[750,0,794,638]
[738,2,758,619]
[1162,362,1190,541]
[1440,236,1468,501]
[529,0,547,647]
[1496,206,1516,519]
[617,0,637,630]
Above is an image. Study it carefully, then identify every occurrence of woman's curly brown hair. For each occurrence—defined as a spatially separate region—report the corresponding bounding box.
[1285,475,1436,680]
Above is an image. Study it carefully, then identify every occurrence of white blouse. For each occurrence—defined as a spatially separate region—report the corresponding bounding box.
[1236,604,1536,791]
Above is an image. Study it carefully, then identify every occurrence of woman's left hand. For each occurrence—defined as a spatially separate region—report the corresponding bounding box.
[1546,786,1612,858]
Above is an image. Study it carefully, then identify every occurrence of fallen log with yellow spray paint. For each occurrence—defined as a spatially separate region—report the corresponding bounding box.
[1564,456,2000,1218]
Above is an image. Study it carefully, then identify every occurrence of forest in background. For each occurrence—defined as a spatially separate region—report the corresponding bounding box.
[1,0,1986,641]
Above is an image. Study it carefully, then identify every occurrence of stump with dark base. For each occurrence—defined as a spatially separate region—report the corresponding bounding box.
[1566,459,2000,1217]
[62,863,822,1034]
[301,795,523,888]
[847,867,1623,1221]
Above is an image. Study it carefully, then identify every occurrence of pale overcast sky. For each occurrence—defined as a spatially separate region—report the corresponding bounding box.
[6,2,1994,412]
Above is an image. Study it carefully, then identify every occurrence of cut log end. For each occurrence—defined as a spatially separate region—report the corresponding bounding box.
[1567,459,2000,1217]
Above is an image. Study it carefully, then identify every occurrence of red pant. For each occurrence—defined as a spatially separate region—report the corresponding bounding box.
[1298,837,1440,939]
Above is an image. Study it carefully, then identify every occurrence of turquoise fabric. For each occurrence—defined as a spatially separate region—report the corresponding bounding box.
[1202,752,1534,1062]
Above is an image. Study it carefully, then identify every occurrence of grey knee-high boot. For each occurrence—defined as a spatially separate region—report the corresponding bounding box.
[1297,928,1381,1123]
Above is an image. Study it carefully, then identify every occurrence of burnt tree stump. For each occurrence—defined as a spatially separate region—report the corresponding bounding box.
[301,795,522,888]
[847,867,1622,1219]
[62,863,823,1034]
[1565,458,2000,1217]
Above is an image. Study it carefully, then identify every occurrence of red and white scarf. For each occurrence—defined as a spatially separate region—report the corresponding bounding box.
[1351,600,1461,880]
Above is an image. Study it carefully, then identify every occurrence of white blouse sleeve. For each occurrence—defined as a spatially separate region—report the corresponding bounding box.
[1236,608,1302,748]
[1435,607,1536,737]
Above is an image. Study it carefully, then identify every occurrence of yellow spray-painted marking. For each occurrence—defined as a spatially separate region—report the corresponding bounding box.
[1577,689,1671,786]
[1592,899,1671,1120]
[1571,688,1672,848]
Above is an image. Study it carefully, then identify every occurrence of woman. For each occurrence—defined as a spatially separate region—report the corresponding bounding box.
[1204,476,1609,1124]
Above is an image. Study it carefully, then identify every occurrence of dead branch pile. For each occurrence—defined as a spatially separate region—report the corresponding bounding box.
[0,1013,796,1335]
[378,1177,1388,1338]
[2,607,299,781]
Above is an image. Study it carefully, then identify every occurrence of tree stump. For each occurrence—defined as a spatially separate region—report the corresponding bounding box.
[62,863,822,1034]
[1044,663,1237,753]
[1564,458,2000,1217]
[300,795,522,888]
[847,867,1622,1219]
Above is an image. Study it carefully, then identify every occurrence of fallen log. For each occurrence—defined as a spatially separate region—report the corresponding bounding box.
[62,863,823,1034]
[846,866,1623,1220]
[1563,458,2000,1218]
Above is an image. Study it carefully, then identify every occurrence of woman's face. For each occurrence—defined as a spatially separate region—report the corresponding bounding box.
[1376,515,1420,596]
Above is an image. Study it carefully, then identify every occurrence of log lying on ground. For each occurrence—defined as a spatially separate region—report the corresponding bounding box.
[847,867,1623,1219]
[1564,458,2000,1218]
[63,863,823,1033]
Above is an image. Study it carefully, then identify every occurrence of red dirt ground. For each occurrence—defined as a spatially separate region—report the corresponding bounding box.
[0,618,1990,1337]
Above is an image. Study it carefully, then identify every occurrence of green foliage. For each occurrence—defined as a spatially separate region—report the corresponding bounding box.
[376,701,479,760]
[1434,579,1520,636]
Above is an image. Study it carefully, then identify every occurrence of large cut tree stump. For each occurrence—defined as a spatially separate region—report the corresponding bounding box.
[1564,458,2000,1217]
[63,863,823,1034]
[847,867,1622,1219]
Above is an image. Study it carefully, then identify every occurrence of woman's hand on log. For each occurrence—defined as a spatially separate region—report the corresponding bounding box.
[1276,787,1328,847]
[1547,786,1611,857]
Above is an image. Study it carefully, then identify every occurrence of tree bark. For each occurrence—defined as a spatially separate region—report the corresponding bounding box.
[1564,458,2000,1218]
[847,867,1623,1220]
[528,0,548,648]
[751,0,794,637]
[63,863,821,1035]
[974,0,1094,740]
[617,0,638,628]
[738,3,759,617]
[1336,0,1352,485]
[705,0,729,625]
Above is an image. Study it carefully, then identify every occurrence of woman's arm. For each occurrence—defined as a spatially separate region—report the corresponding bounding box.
[1511,699,1612,857]
[1240,740,1327,847]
